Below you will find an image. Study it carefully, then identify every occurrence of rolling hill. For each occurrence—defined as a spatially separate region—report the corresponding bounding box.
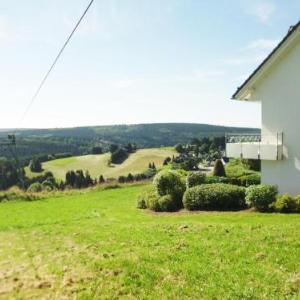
[0,123,260,161]
[26,148,177,180]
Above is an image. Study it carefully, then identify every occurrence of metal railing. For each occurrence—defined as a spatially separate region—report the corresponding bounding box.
[226,133,261,144]
[225,132,284,160]
[226,133,283,145]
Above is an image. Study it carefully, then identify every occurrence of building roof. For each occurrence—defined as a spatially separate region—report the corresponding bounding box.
[232,20,300,100]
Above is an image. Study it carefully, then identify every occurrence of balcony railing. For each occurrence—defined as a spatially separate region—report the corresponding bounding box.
[225,133,283,161]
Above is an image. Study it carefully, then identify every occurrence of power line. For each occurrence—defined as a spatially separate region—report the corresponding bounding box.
[14,0,95,134]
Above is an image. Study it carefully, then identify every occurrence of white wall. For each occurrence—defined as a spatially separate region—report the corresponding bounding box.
[256,37,300,195]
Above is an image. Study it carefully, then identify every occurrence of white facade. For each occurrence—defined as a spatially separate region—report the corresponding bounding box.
[226,22,300,195]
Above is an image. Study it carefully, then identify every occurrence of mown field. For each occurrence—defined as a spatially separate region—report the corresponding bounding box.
[1,184,300,299]
[26,148,176,180]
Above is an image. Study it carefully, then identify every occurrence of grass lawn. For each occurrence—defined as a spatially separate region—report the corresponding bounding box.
[25,148,176,180]
[1,184,300,299]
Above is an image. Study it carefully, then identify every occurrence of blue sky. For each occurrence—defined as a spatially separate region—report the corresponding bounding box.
[0,0,299,129]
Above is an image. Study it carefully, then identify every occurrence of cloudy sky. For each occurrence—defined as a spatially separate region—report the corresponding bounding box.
[0,0,299,129]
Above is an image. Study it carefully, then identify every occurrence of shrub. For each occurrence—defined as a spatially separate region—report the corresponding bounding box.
[41,180,55,191]
[0,191,42,202]
[29,158,43,173]
[270,194,300,213]
[137,198,147,209]
[294,196,300,213]
[213,159,226,177]
[153,170,186,208]
[225,159,255,178]
[242,159,261,171]
[137,186,181,212]
[245,184,278,212]
[183,183,246,211]
[137,187,160,211]
[186,172,206,188]
[205,176,231,184]
[239,173,261,187]
[157,195,178,212]
[27,182,43,193]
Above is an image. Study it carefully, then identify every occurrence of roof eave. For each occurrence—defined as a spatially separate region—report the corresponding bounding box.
[232,20,300,102]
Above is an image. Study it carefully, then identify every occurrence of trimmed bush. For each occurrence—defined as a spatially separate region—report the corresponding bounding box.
[205,176,231,184]
[137,187,160,211]
[137,186,182,212]
[27,182,43,193]
[213,159,226,177]
[153,170,186,207]
[245,184,278,212]
[183,183,246,211]
[186,172,206,188]
[157,195,178,212]
[270,194,300,213]
[137,198,147,209]
[239,173,261,187]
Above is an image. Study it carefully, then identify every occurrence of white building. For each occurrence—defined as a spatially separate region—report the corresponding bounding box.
[226,21,300,195]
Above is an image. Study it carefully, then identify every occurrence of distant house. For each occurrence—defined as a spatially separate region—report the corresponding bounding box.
[226,21,300,194]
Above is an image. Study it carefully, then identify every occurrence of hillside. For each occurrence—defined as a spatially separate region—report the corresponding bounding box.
[26,148,177,180]
[0,123,259,161]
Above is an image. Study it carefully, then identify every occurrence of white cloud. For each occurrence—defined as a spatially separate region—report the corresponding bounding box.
[245,38,279,51]
[245,1,276,23]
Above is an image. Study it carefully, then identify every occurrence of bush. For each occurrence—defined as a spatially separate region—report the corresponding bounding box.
[245,184,278,212]
[137,187,160,211]
[137,187,181,212]
[225,159,255,178]
[186,172,206,188]
[205,176,231,184]
[137,198,147,209]
[270,194,300,213]
[183,183,246,211]
[27,182,43,193]
[157,195,178,212]
[239,173,261,187]
[294,196,300,212]
[153,170,186,207]
[41,180,55,191]
[213,159,226,177]
[0,191,42,203]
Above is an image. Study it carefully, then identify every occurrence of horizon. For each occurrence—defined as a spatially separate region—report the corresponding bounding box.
[0,121,260,131]
[1,1,300,129]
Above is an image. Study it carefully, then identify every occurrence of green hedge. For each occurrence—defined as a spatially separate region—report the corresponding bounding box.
[238,173,261,186]
[204,176,231,184]
[183,183,246,211]
[270,194,300,213]
[245,184,278,212]
[186,172,206,188]
[153,170,186,208]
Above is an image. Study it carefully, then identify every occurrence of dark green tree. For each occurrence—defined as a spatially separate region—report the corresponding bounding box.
[29,159,42,173]
[213,159,226,177]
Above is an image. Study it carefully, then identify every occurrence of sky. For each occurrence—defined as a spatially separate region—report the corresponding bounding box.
[0,0,300,129]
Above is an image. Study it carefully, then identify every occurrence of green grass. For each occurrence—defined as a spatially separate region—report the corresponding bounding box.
[26,148,176,180]
[1,185,300,299]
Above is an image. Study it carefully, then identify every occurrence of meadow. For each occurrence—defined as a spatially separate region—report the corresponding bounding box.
[1,184,300,299]
[26,148,176,180]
